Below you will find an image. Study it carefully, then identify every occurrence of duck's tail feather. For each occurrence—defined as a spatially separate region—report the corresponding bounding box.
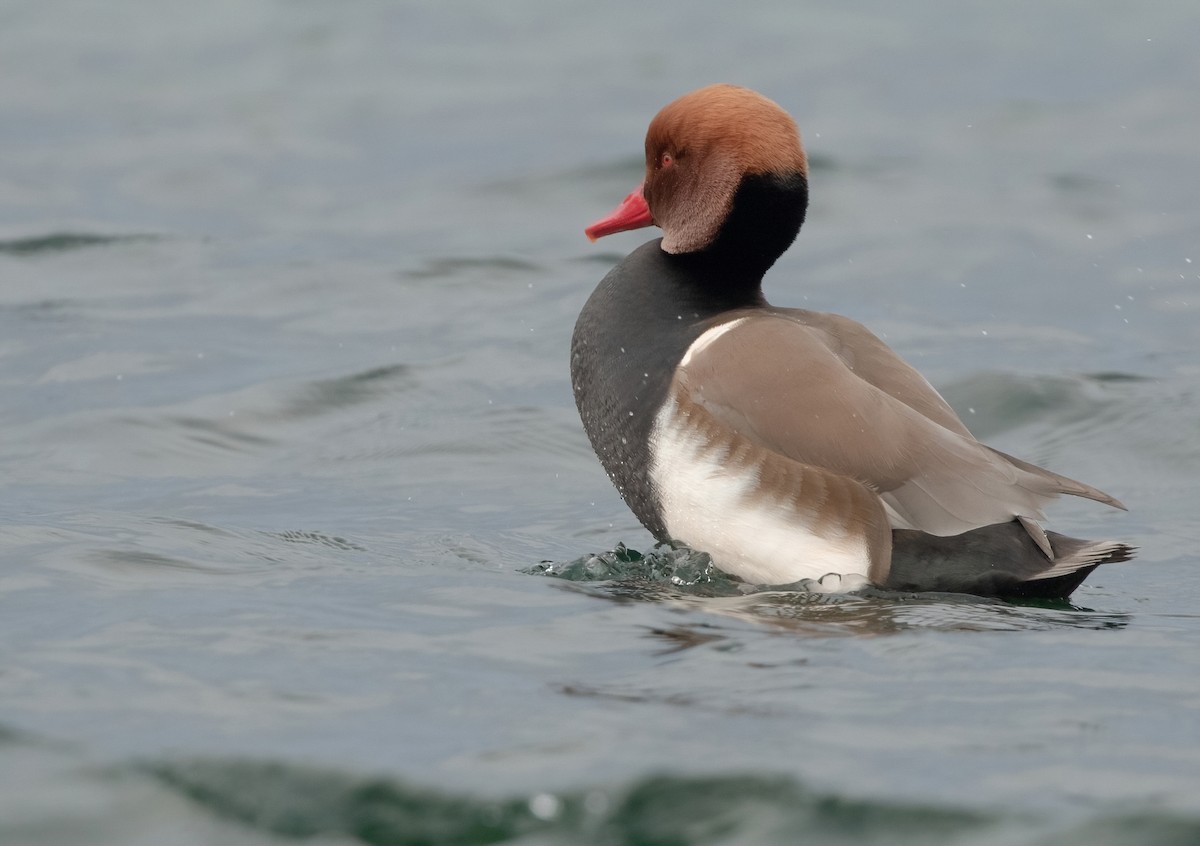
[886,520,1136,599]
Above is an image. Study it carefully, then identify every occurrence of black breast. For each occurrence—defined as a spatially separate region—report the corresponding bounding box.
[570,241,711,536]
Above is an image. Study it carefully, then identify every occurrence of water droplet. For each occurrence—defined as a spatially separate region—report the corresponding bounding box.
[529,793,560,820]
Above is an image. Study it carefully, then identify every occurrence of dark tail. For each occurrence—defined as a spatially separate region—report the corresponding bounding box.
[886,521,1135,599]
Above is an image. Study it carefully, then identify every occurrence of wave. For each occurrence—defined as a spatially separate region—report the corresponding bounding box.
[141,756,1200,846]
[2,725,1195,846]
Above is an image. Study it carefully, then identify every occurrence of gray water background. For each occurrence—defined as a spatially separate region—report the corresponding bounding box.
[2,1,1199,843]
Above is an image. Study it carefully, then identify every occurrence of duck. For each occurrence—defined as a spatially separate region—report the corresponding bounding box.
[570,84,1133,598]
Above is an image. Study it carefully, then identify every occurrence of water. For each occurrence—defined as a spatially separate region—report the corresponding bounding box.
[2,1,1199,843]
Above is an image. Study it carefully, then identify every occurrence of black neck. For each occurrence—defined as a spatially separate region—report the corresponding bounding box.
[672,170,808,295]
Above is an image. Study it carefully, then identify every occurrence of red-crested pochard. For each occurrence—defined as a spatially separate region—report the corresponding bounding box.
[571,84,1133,597]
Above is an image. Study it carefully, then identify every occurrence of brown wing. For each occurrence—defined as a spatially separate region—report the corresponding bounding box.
[766,308,974,437]
[676,311,1122,540]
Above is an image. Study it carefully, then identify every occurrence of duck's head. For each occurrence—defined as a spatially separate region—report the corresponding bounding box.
[586,84,809,271]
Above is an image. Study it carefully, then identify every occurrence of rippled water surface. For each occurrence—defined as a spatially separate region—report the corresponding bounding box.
[3,1,1200,844]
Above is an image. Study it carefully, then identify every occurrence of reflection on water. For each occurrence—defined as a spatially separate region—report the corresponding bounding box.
[675,591,1132,635]
[529,544,1132,635]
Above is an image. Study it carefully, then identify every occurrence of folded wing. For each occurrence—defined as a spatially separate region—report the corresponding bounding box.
[675,310,1123,550]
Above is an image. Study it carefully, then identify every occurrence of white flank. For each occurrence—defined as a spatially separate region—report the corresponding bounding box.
[650,397,872,588]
